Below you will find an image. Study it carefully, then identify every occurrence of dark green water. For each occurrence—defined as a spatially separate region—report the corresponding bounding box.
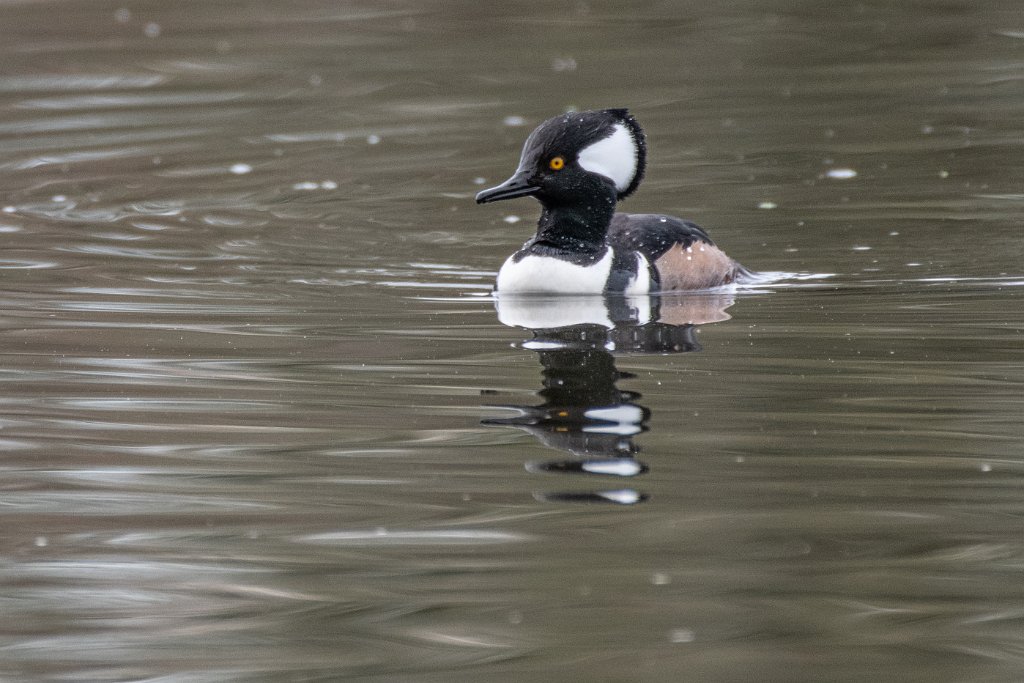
[2,2,1023,681]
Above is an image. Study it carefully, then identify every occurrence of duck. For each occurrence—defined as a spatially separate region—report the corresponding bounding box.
[476,108,749,295]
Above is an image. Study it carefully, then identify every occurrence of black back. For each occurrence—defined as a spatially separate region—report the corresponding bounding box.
[608,212,716,262]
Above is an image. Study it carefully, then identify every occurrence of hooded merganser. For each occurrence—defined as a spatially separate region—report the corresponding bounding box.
[476,108,749,295]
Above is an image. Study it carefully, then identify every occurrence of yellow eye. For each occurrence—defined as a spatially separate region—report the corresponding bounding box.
[548,156,565,171]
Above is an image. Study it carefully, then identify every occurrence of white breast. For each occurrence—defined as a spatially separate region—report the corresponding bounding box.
[496,248,613,294]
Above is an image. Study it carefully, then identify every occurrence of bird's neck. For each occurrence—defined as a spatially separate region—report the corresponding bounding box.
[529,196,616,254]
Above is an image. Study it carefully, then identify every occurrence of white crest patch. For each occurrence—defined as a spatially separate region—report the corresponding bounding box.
[495,248,613,294]
[577,123,638,193]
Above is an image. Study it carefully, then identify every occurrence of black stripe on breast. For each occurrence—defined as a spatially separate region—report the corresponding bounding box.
[603,247,640,294]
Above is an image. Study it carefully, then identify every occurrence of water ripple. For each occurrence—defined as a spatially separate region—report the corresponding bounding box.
[57,244,244,261]
[51,301,286,314]
[16,91,248,110]
[4,147,155,169]
[0,258,57,269]
[0,74,165,92]
[298,529,530,546]
[59,398,290,413]
[0,492,276,514]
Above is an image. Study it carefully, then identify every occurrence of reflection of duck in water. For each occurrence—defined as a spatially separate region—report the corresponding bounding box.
[476,108,750,295]
[486,293,734,504]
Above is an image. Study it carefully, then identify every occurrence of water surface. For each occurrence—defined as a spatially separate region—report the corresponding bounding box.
[2,2,1024,681]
